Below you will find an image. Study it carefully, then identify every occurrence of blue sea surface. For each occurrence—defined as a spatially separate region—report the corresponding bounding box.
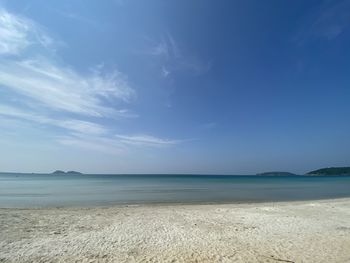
[1,173,350,208]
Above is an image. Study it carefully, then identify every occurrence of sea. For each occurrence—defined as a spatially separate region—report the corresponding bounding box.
[1,173,350,208]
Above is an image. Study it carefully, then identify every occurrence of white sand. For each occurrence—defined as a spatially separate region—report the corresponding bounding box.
[1,199,350,262]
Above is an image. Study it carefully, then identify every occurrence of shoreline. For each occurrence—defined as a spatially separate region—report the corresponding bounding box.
[1,198,350,262]
[2,196,350,210]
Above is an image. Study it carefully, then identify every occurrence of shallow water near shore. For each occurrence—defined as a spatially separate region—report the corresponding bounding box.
[1,173,350,208]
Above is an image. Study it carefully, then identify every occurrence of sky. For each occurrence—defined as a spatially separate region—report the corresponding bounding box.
[0,0,350,174]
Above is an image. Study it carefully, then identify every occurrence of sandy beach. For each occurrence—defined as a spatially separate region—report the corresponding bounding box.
[1,199,350,263]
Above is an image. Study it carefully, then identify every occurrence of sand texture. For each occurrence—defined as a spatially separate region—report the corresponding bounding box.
[1,199,350,262]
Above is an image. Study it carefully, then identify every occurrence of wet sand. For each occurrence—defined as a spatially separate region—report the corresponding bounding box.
[1,198,350,262]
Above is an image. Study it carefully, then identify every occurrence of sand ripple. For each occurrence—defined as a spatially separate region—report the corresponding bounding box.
[1,199,350,262]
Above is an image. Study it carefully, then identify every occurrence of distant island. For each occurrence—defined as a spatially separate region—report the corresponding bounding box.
[51,170,83,175]
[306,167,350,176]
[256,172,297,176]
[2,167,349,176]
[256,167,350,176]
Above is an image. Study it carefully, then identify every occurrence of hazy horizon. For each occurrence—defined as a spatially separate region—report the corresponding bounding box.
[0,167,346,176]
[1,0,350,174]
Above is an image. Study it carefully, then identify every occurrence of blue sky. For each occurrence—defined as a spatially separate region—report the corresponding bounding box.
[0,0,350,174]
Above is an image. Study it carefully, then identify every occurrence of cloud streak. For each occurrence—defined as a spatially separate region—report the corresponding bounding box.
[0,8,134,119]
[115,134,181,147]
[145,33,211,77]
[0,105,108,135]
[57,134,126,155]
[0,58,134,117]
[0,8,53,55]
[0,7,181,154]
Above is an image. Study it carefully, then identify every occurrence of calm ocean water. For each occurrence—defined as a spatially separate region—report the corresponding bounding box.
[1,173,350,208]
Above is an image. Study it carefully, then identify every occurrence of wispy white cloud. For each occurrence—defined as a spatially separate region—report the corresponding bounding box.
[57,132,182,154]
[0,7,181,154]
[294,0,350,44]
[0,8,53,55]
[56,120,107,135]
[149,39,169,57]
[0,8,134,118]
[0,105,107,135]
[0,58,134,117]
[115,134,181,147]
[56,10,100,28]
[161,66,170,77]
[0,9,30,55]
[0,104,182,153]
[57,134,126,155]
[145,33,211,77]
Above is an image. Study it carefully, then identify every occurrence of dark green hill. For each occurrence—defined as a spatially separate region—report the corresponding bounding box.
[67,171,83,175]
[52,170,65,174]
[307,167,350,176]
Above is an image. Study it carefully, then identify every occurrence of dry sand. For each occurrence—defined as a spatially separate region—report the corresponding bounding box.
[1,199,350,263]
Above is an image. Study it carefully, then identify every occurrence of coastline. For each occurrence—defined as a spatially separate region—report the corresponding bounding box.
[1,198,350,262]
[2,195,350,210]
